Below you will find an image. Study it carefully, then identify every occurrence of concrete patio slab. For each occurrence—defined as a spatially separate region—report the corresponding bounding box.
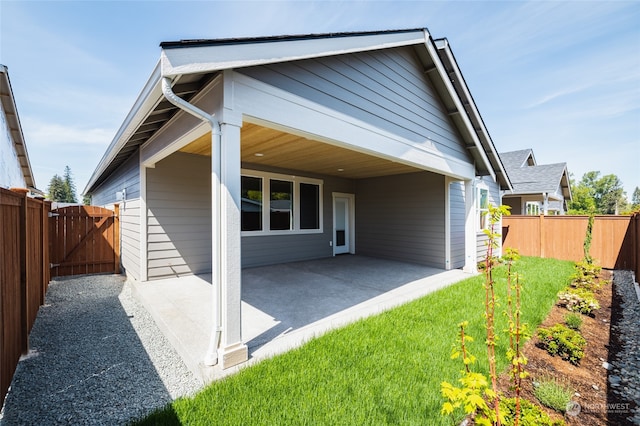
[131,255,469,383]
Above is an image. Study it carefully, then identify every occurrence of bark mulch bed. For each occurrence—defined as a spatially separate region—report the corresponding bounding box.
[496,270,623,426]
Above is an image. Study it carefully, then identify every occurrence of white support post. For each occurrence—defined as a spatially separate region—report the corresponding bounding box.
[463,179,477,274]
[444,177,452,270]
[217,121,248,368]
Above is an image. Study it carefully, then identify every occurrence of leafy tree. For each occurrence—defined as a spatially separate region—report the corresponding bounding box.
[632,187,640,210]
[568,171,627,215]
[47,166,78,202]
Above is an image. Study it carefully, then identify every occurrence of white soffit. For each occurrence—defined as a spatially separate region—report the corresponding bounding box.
[161,31,427,77]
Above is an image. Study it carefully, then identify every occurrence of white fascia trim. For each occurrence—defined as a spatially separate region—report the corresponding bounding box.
[84,61,163,194]
[427,40,496,183]
[161,31,426,77]
[140,74,222,167]
[233,72,475,180]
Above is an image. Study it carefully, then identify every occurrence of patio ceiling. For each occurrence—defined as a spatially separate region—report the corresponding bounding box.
[179,122,420,180]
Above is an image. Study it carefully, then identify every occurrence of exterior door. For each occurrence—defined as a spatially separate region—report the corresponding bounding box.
[333,194,353,255]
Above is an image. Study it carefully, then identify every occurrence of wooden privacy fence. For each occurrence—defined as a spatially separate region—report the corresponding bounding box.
[49,205,120,277]
[502,214,639,277]
[0,188,51,408]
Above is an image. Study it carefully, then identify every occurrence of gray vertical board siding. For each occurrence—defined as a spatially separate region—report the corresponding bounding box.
[146,152,212,280]
[241,166,355,268]
[120,199,140,280]
[449,180,465,269]
[91,150,141,206]
[238,47,472,163]
[355,171,445,268]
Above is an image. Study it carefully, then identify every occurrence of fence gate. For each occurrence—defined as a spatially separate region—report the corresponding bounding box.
[49,205,119,277]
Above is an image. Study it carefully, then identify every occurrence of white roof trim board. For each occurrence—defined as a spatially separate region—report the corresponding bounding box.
[85,28,511,194]
[0,64,37,190]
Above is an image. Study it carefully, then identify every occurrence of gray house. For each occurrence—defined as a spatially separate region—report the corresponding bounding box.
[500,149,572,215]
[0,65,37,192]
[84,29,511,369]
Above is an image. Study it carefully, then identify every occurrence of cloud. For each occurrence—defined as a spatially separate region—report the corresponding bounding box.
[23,118,114,147]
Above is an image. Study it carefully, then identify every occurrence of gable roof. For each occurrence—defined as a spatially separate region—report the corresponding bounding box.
[85,28,511,194]
[500,149,571,201]
[499,149,536,170]
[0,64,36,190]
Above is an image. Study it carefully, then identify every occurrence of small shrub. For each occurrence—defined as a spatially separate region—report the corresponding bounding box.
[501,397,566,426]
[564,313,582,330]
[536,324,586,365]
[533,376,575,413]
[557,287,600,315]
[570,260,601,289]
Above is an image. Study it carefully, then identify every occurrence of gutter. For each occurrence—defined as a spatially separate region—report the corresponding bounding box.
[161,76,222,367]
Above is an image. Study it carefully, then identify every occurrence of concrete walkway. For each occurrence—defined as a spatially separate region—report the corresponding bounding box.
[131,255,469,383]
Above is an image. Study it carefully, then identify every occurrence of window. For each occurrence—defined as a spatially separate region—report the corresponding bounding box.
[300,183,320,229]
[240,170,323,235]
[526,202,540,216]
[270,179,293,230]
[241,176,262,231]
[478,188,489,230]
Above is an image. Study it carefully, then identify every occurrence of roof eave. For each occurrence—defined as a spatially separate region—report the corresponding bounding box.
[432,39,512,191]
[84,61,163,194]
[0,64,37,189]
[161,29,428,77]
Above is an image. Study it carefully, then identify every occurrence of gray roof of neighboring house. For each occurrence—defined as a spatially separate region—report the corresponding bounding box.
[0,64,37,190]
[500,149,572,200]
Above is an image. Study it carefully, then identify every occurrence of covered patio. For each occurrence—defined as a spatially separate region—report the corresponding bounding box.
[130,255,468,383]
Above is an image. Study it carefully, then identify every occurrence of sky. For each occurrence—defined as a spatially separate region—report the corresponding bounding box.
[1,0,639,200]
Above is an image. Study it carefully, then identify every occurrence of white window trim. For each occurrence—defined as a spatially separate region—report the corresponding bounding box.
[241,168,323,236]
[477,184,489,233]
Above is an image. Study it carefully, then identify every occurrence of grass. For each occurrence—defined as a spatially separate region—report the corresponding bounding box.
[134,256,574,425]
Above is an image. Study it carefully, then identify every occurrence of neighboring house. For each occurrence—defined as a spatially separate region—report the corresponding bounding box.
[84,29,511,368]
[500,149,572,215]
[0,65,38,193]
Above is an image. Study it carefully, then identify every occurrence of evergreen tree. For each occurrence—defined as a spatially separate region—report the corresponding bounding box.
[47,166,78,202]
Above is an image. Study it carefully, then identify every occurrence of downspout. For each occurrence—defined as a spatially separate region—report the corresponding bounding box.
[161,76,222,366]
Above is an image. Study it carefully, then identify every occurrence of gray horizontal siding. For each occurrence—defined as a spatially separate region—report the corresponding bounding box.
[91,150,140,206]
[120,198,140,280]
[356,171,445,268]
[238,47,471,163]
[241,166,355,268]
[449,180,465,269]
[146,152,212,280]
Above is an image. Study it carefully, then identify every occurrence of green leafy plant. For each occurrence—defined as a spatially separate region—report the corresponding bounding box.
[557,287,600,315]
[570,260,602,290]
[563,313,582,331]
[583,214,594,264]
[481,203,511,424]
[503,247,530,426]
[533,376,575,413]
[500,397,566,426]
[536,324,586,365]
[441,322,499,425]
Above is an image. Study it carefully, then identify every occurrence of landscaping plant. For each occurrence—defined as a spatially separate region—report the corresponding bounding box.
[503,248,529,426]
[533,376,575,414]
[500,397,566,426]
[563,313,582,331]
[557,287,600,315]
[536,324,586,365]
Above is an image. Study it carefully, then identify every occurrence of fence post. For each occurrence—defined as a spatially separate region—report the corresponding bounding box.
[539,214,545,258]
[114,204,120,274]
[13,189,29,354]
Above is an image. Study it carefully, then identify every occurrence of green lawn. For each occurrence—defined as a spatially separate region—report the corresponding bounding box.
[134,256,574,425]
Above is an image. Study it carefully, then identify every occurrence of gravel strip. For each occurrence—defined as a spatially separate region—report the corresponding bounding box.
[0,274,202,425]
[610,270,640,425]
